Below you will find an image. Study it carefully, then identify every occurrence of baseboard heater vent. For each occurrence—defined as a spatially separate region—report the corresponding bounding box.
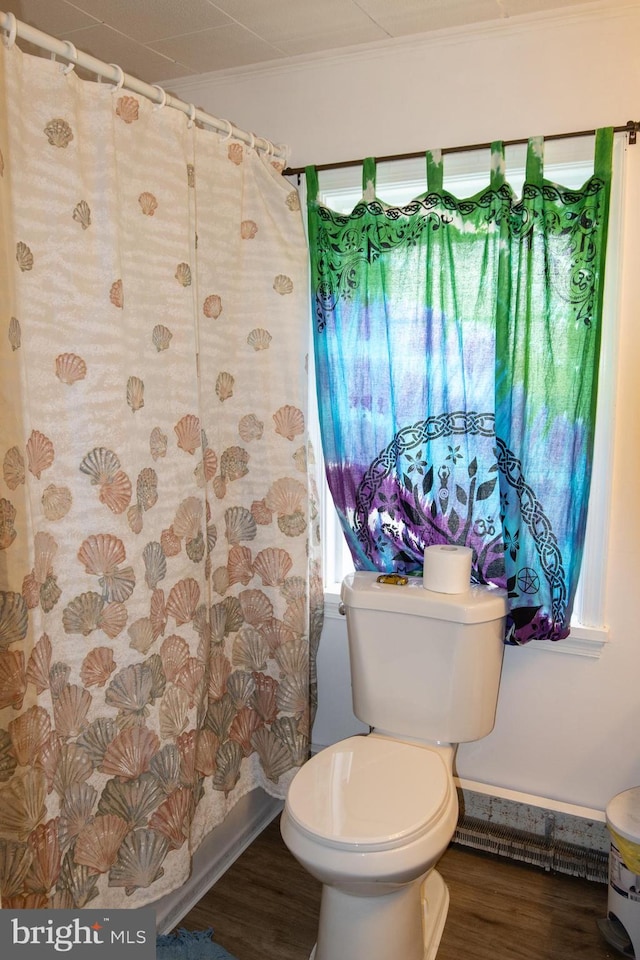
[453,815,609,883]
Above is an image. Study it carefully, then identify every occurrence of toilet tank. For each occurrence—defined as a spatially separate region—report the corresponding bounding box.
[341,571,507,744]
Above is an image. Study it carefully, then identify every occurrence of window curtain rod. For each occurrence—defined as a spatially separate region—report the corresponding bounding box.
[0,9,288,162]
[283,121,639,178]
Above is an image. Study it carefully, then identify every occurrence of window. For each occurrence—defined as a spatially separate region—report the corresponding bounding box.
[304,133,626,656]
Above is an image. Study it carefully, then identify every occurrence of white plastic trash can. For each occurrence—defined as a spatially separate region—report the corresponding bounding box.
[598,787,640,958]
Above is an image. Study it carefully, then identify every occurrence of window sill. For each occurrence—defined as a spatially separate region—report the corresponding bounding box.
[537,624,609,658]
[321,590,608,658]
[323,590,345,620]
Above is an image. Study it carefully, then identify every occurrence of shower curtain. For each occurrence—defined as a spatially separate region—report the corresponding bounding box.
[0,41,322,908]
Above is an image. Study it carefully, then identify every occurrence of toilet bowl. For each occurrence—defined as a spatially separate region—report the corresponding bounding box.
[281,571,507,960]
[281,733,459,960]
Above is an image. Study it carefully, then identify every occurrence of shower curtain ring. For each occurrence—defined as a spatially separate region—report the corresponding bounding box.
[109,63,125,92]
[248,132,256,152]
[62,41,78,75]
[151,84,167,109]
[2,12,17,48]
[219,119,234,142]
[186,103,196,128]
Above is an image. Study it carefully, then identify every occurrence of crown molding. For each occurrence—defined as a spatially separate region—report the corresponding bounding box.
[163,0,639,95]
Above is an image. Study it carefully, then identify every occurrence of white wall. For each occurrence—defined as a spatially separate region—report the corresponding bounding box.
[168,1,640,814]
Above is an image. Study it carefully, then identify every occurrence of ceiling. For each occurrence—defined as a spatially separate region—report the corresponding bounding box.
[2,0,595,85]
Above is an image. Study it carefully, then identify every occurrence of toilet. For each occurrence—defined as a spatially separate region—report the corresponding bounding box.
[280,570,507,960]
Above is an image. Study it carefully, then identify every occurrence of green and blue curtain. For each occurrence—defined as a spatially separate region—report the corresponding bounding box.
[308,131,612,644]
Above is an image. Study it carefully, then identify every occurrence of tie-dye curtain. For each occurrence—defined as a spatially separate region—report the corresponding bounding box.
[0,40,322,908]
[308,130,612,644]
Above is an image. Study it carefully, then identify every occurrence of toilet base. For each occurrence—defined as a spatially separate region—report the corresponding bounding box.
[422,870,450,960]
[308,869,450,960]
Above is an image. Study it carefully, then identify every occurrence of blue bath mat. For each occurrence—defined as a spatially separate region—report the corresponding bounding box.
[156,927,239,959]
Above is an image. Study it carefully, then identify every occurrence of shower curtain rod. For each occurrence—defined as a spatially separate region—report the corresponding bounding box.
[0,9,287,162]
[283,120,639,178]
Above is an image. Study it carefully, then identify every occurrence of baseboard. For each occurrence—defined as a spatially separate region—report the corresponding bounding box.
[152,788,284,934]
[148,772,609,937]
[454,782,610,883]
[455,776,607,825]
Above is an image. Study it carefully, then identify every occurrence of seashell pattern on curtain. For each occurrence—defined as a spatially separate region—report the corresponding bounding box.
[0,41,322,907]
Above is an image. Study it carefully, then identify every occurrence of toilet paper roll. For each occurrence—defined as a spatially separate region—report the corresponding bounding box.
[423,544,473,594]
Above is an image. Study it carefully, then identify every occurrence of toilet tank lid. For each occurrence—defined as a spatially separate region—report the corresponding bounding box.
[341,571,507,624]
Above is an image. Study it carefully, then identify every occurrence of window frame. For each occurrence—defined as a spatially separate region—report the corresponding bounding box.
[303,133,627,657]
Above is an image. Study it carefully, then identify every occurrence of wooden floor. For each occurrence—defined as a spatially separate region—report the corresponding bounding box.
[179,815,618,960]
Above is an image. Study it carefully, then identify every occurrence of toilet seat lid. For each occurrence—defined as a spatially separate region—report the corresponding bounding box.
[286,736,451,850]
